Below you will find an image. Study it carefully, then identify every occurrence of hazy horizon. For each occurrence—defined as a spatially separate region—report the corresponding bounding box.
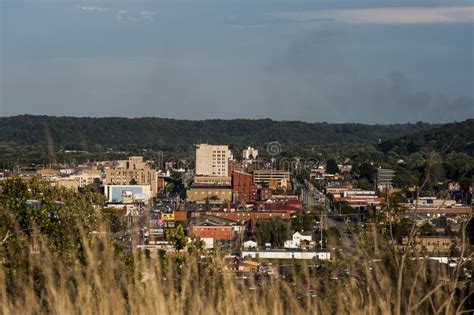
[1,0,473,123]
[3,113,472,126]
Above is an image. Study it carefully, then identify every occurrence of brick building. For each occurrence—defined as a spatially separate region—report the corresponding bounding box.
[232,171,255,203]
[187,215,243,241]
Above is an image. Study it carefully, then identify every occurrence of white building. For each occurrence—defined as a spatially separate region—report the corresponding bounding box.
[242,146,258,160]
[243,240,257,249]
[242,250,330,260]
[284,232,313,249]
[195,144,232,177]
[200,237,214,249]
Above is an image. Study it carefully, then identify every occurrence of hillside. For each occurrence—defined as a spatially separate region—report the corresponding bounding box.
[0,115,436,151]
[378,119,474,156]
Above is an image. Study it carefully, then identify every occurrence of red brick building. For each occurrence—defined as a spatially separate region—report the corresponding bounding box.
[232,171,255,203]
[187,215,243,241]
[188,226,235,240]
[228,160,244,175]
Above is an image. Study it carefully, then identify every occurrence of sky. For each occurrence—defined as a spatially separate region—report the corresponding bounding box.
[1,0,473,123]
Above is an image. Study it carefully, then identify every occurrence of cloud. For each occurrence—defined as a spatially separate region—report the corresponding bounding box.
[270,6,474,24]
[140,11,158,22]
[77,6,109,13]
[115,10,158,22]
[76,5,157,23]
[115,10,128,22]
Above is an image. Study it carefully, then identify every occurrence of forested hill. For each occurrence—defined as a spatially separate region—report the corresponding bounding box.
[378,119,474,156]
[0,115,437,151]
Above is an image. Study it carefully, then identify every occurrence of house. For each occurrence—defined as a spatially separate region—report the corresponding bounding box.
[284,232,313,249]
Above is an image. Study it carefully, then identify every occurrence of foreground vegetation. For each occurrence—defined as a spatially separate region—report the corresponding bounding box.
[1,177,472,314]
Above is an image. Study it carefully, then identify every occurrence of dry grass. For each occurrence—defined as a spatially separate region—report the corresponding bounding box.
[1,223,472,315]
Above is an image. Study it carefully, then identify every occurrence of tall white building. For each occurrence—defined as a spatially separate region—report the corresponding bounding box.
[195,144,231,177]
[242,146,258,160]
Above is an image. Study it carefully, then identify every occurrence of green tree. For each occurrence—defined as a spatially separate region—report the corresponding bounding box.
[187,237,205,254]
[101,207,127,233]
[419,223,436,236]
[167,224,188,251]
[326,158,339,174]
[390,217,415,240]
[255,218,290,248]
[359,162,376,183]
[0,177,29,210]
[291,211,314,232]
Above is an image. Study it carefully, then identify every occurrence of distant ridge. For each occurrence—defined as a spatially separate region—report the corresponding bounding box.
[0,115,439,152]
[378,119,474,156]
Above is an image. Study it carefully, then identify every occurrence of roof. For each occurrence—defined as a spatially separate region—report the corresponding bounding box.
[189,185,232,189]
[294,231,313,237]
[259,203,299,211]
[188,215,238,227]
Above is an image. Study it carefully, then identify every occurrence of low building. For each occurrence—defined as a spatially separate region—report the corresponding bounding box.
[242,250,330,260]
[187,215,244,241]
[402,236,461,255]
[335,190,384,209]
[325,185,353,198]
[243,240,257,249]
[404,198,471,216]
[284,232,313,249]
[53,177,81,191]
